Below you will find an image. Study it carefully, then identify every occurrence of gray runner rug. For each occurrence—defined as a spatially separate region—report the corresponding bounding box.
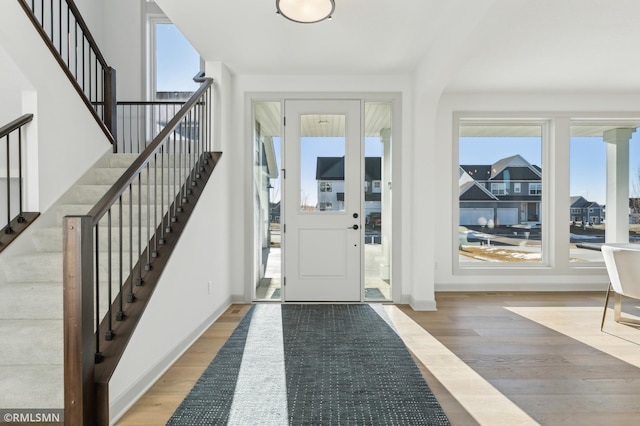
[167,304,450,425]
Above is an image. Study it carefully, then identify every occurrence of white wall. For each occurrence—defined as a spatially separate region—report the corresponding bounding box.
[0,44,30,125]
[0,1,111,213]
[109,167,234,422]
[101,0,145,100]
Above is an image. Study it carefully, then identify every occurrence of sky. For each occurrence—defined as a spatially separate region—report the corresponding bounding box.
[156,23,200,92]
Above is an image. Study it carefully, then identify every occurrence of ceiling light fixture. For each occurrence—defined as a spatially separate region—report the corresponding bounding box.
[276,0,335,24]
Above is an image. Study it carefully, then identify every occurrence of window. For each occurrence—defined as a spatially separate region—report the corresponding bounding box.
[372,180,382,193]
[154,23,200,100]
[491,182,507,195]
[146,2,200,101]
[320,181,333,192]
[252,101,282,300]
[569,124,608,263]
[458,122,543,265]
[529,183,542,195]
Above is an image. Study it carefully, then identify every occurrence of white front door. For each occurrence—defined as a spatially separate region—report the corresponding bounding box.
[283,100,362,301]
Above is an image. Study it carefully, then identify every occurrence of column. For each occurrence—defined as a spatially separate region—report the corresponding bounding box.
[604,128,635,243]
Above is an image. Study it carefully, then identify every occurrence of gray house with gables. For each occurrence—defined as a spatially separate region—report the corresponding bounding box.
[316,156,382,216]
[459,154,542,227]
[570,196,603,225]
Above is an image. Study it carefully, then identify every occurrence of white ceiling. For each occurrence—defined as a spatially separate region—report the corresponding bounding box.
[155,0,640,93]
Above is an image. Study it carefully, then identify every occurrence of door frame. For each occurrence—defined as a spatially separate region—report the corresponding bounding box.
[247,92,402,304]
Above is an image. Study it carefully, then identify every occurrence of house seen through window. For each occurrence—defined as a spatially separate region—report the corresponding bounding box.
[458,123,543,264]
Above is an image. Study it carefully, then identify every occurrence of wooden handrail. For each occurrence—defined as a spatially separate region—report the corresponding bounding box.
[17,0,117,144]
[0,114,34,140]
[87,76,213,224]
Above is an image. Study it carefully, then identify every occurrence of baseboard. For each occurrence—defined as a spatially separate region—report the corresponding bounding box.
[408,296,437,311]
[434,282,608,292]
[109,297,233,425]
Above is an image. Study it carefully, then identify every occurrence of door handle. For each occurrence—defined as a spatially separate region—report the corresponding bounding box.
[348,224,359,230]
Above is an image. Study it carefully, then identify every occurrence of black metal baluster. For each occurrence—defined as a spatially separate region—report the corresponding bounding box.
[138,104,143,152]
[177,119,184,213]
[129,104,133,154]
[128,183,135,299]
[66,3,70,68]
[88,49,92,107]
[152,152,159,257]
[17,128,24,223]
[5,134,12,234]
[57,0,61,55]
[74,21,78,80]
[137,173,143,285]
[160,144,168,239]
[81,36,85,92]
[116,196,124,321]
[206,88,211,153]
[105,209,114,341]
[145,163,151,271]
[195,101,202,176]
[171,129,178,222]
[190,106,195,183]
[94,225,103,363]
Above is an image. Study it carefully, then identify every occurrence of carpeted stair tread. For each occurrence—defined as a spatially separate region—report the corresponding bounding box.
[0,319,63,365]
[0,282,62,319]
[0,365,63,408]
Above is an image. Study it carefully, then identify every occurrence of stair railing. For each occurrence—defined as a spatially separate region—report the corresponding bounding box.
[63,74,219,425]
[18,0,117,145]
[116,101,187,154]
[0,114,39,253]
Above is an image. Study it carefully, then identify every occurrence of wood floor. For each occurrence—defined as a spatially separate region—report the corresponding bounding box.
[116,293,640,425]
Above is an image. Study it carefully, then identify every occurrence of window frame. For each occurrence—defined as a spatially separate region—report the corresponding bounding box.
[454,116,549,271]
[490,182,507,195]
[529,183,542,195]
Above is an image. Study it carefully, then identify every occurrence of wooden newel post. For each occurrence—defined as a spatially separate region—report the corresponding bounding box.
[105,67,118,152]
[63,216,97,425]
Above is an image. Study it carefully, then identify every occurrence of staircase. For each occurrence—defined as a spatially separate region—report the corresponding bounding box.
[0,152,140,409]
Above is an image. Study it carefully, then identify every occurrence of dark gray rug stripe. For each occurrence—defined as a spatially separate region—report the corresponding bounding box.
[281,304,450,425]
[166,305,256,426]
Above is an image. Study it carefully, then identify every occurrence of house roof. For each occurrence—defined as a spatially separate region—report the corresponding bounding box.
[316,157,381,181]
[459,180,498,201]
[489,154,541,180]
[570,196,602,208]
[461,155,541,182]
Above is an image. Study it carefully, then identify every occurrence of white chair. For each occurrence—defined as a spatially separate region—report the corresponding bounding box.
[601,243,640,330]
